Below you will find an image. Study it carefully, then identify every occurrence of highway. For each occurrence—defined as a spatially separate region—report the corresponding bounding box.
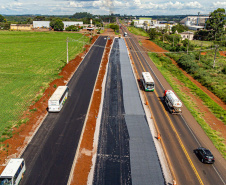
[17,27,226,184]
[92,38,164,184]
[123,24,226,184]
[121,26,226,185]
[20,36,108,185]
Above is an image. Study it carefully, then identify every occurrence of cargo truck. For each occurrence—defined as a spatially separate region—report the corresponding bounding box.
[164,90,182,114]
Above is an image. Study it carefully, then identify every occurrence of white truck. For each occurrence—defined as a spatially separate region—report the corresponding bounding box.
[164,90,182,114]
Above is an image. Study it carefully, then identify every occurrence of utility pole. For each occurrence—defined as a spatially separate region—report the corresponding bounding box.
[67,37,69,64]
[187,39,189,55]
[173,35,175,47]
[213,45,218,68]
[199,43,203,62]
[187,33,190,55]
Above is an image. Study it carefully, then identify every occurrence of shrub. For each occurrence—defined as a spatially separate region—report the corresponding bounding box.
[66,25,79,31]
[222,66,226,74]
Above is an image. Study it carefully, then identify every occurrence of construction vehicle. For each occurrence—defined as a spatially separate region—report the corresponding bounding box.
[164,90,182,114]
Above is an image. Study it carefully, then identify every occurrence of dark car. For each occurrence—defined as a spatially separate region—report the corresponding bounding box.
[195,147,215,164]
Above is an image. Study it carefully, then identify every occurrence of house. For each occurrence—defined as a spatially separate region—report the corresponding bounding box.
[179,31,194,40]
[10,24,33,31]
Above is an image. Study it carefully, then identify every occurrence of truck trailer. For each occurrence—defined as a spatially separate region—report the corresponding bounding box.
[164,90,182,114]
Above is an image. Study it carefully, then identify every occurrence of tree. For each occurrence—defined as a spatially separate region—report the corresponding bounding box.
[54,19,64,31]
[50,19,64,31]
[0,14,6,22]
[34,16,46,21]
[26,18,33,24]
[206,8,226,41]
[149,28,160,40]
[172,23,188,34]
[72,12,93,19]
[109,24,119,31]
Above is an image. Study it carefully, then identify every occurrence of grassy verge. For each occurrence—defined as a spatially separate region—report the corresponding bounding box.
[149,53,226,159]
[127,27,149,37]
[0,31,89,141]
[190,40,214,47]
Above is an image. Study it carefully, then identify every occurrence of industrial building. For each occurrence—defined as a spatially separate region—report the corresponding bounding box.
[33,21,83,30]
[180,15,209,30]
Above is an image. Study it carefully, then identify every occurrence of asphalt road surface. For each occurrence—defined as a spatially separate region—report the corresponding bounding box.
[93,38,164,184]
[123,27,226,185]
[20,36,107,185]
[93,38,131,185]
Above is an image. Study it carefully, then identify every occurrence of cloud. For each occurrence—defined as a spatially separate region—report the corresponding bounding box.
[213,1,226,7]
[132,1,202,10]
[69,1,84,7]
[184,1,202,9]
[0,0,218,16]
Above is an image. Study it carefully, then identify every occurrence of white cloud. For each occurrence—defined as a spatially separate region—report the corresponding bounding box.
[69,1,84,8]
[185,1,202,9]
[0,0,221,15]
[133,0,142,6]
[213,1,226,7]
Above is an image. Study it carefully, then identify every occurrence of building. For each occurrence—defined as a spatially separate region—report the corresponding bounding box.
[33,21,50,29]
[179,31,194,40]
[10,24,33,31]
[133,18,175,31]
[33,21,83,30]
[180,15,209,30]
[63,21,83,30]
[133,17,153,28]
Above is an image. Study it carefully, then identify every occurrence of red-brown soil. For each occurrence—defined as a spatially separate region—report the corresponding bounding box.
[70,37,113,185]
[138,37,226,142]
[0,34,98,172]
[201,52,207,55]
[219,51,226,57]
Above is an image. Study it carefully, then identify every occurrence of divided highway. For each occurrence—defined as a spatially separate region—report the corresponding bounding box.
[122,27,226,185]
[20,36,107,185]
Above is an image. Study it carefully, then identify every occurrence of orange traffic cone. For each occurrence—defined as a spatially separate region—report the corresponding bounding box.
[145,101,148,105]
[173,180,176,185]
[157,133,161,140]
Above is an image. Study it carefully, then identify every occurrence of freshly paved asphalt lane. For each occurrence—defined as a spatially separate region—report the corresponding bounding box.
[93,38,164,184]
[93,38,132,185]
[20,36,107,185]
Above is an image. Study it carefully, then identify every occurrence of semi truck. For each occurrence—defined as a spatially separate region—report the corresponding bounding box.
[164,90,182,114]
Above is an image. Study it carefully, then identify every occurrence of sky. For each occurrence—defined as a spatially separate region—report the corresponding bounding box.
[0,0,226,16]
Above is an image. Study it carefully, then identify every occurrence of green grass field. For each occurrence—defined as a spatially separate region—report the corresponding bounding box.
[190,40,214,47]
[127,27,149,37]
[0,31,89,141]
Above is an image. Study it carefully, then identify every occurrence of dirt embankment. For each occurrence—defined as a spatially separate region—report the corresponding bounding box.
[70,37,113,185]
[140,38,226,110]
[0,35,99,172]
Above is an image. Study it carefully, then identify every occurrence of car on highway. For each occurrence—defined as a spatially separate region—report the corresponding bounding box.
[195,147,215,164]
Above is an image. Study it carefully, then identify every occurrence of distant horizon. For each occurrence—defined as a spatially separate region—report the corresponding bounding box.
[1,13,210,17]
[1,0,225,16]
